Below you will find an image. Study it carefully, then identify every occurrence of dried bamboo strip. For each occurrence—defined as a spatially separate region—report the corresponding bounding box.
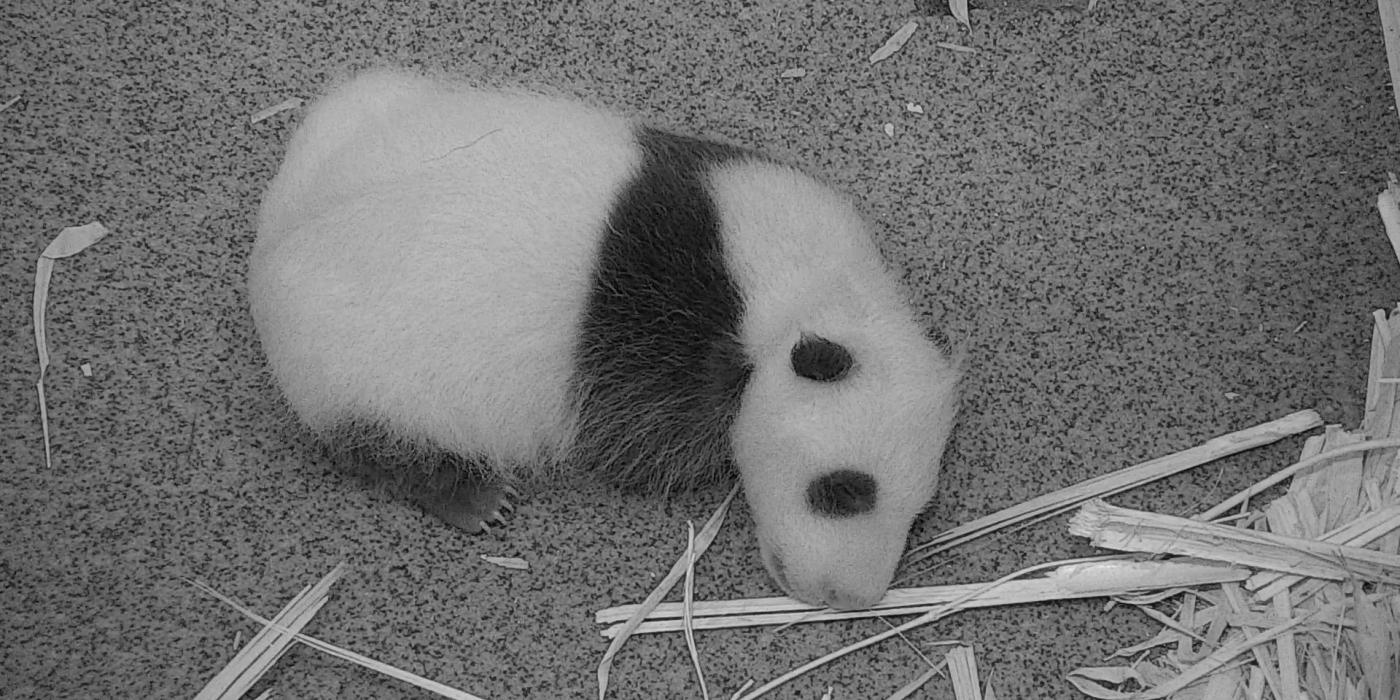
[907,410,1323,563]
[192,573,482,700]
[1270,593,1302,700]
[869,20,918,63]
[885,664,941,700]
[681,521,709,700]
[32,221,111,469]
[1219,582,1286,698]
[1248,504,1400,601]
[249,97,302,124]
[1133,602,1341,700]
[1365,306,1400,436]
[1195,437,1400,522]
[732,558,1094,700]
[946,646,982,700]
[1070,500,1400,583]
[1380,0,1400,118]
[194,563,345,700]
[597,559,1248,637]
[597,485,738,700]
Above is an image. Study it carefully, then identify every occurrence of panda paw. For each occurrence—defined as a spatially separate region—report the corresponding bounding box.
[418,481,521,534]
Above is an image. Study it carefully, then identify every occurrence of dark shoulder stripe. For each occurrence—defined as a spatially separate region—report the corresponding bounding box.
[570,127,754,489]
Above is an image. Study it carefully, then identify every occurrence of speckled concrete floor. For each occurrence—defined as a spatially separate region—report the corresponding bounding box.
[3,1,1398,698]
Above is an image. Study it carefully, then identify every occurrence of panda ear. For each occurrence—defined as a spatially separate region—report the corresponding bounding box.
[791,334,853,382]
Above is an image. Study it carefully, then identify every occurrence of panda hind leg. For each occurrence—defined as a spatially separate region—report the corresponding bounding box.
[319,419,520,534]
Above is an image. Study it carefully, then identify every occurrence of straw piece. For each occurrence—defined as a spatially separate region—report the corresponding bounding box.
[907,410,1324,563]
[869,20,918,63]
[948,0,970,30]
[596,485,738,700]
[32,221,111,469]
[1365,302,1400,437]
[1065,662,1153,698]
[936,42,978,54]
[682,521,709,700]
[885,664,941,700]
[1197,437,1400,522]
[1270,593,1302,700]
[727,679,755,700]
[1134,605,1330,700]
[945,646,982,700]
[1248,504,1400,600]
[1070,499,1400,583]
[250,97,302,124]
[479,555,528,570]
[195,563,346,700]
[191,565,483,700]
[1379,0,1400,122]
[731,556,1161,700]
[1352,586,1398,700]
[597,559,1247,637]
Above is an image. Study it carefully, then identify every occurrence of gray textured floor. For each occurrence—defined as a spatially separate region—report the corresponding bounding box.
[4,1,1398,698]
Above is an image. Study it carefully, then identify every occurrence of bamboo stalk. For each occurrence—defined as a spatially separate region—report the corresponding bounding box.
[1196,437,1400,522]
[1248,504,1400,600]
[596,559,1248,637]
[1070,499,1400,583]
[907,410,1324,564]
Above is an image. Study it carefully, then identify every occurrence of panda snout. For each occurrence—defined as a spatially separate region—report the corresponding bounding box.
[761,541,885,610]
[805,469,877,518]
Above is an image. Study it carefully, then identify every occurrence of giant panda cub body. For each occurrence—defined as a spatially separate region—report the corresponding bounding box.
[248,69,960,611]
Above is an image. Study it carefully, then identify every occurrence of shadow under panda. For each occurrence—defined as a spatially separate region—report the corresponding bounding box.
[247,69,961,611]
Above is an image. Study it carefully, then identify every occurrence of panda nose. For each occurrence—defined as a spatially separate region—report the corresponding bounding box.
[806,469,878,518]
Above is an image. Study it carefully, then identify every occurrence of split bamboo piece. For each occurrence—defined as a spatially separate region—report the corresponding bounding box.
[1069,499,1400,584]
[905,409,1324,566]
[194,563,346,700]
[32,221,111,469]
[946,646,983,700]
[596,559,1249,637]
[193,563,484,700]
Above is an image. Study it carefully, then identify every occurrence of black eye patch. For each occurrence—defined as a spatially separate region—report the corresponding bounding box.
[806,469,878,518]
[791,334,853,382]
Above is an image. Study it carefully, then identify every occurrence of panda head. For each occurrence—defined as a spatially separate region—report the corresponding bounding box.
[708,159,962,610]
[734,319,959,609]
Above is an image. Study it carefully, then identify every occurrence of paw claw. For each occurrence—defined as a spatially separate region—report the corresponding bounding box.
[418,481,517,535]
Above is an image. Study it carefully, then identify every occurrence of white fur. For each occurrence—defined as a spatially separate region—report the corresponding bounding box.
[711,161,960,609]
[249,70,960,610]
[250,70,637,473]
